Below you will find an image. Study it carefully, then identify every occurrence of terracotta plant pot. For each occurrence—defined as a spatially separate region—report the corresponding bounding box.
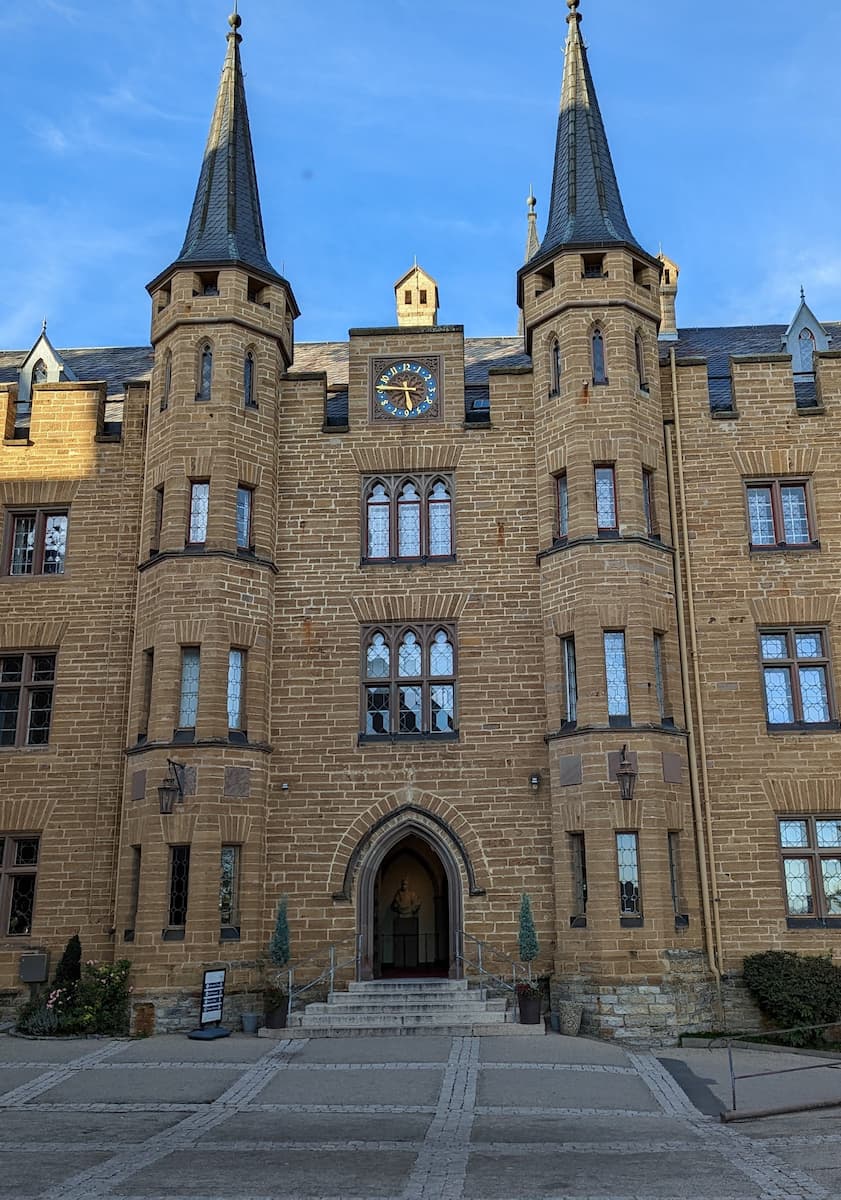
[517,994,541,1024]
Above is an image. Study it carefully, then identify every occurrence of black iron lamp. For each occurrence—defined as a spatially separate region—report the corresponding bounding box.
[158,759,186,814]
[615,745,637,802]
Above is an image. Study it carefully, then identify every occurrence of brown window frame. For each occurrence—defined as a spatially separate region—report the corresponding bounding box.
[360,622,458,743]
[604,630,630,725]
[778,815,841,927]
[3,508,69,577]
[227,647,247,740]
[560,634,577,727]
[362,474,455,565]
[165,844,190,939]
[236,485,254,552]
[0,652,57,749]
[569,831,587,927]
[616,830,643,924]
[220,844,241,938]
[745,479,817,550]
[758,627,837,730]
[594,464,618,534]
[0,834,40,937]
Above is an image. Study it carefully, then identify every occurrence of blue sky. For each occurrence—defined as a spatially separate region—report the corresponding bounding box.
[2,0,840,351]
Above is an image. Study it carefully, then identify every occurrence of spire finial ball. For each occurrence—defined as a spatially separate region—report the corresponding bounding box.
[567,0,580,10]
[229,11,242,30]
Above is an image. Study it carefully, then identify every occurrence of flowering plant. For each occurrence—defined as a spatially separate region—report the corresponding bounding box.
[516,979,540,999]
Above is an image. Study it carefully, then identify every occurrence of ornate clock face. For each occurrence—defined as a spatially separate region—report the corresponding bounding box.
[373,359,439,419]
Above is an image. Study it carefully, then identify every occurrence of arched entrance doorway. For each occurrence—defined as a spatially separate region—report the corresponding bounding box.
[355,820,465,979]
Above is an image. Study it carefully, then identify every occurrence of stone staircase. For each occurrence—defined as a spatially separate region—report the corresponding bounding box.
[262,978,543,1038]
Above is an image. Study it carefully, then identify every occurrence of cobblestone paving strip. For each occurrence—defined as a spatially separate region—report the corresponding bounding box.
[403,1036,479,1200]
[13,1101,201,1113]
[0,1039,125,1107]
[39,1039,304,1200]
[474,1105,658,1118]
[631,1052,829,1200]
[479,1062,636,1075]
[243,1102,437,1113]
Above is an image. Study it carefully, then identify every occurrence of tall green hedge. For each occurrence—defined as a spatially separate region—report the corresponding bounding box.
[742,950,841,1046]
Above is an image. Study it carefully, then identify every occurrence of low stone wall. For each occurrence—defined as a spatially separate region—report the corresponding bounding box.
[130,990,266,1035]
[0,989,23,1024]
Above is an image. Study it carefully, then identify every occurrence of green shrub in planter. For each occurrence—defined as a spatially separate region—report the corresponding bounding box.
[742,950,841,1046]
[518,893,539,966]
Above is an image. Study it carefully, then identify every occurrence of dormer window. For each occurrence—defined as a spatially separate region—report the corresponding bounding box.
[798,328,816,375]
[32,360,48,387]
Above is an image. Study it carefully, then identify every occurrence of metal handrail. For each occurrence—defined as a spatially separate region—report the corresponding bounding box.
[454,929,528,997]
[278,935,363,1023]
[705,1021,841,1115]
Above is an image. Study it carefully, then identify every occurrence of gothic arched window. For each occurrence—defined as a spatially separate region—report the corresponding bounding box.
[197,343,213,402]
[362,474,455,562]
[592,328,607,385]
[361,624,457,738]
[366,482,391,560]
[397,482,422,558]
[32,360,48,386]
[244,351,256,408]
[550,338,562,396]
[427,480,452,557]
[798,328,816,374]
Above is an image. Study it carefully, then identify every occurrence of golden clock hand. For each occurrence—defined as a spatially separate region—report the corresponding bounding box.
[378,385,410,392]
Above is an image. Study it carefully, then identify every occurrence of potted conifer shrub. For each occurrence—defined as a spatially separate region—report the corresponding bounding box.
[264,896,290,1028]
[516,893,541,1024]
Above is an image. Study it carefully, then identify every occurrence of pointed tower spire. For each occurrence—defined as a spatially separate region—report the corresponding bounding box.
[539,0,643,258]
[174,9,282,280]
[524,187,540,263]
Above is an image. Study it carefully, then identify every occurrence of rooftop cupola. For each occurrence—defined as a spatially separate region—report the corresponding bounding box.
[537,0,643,260]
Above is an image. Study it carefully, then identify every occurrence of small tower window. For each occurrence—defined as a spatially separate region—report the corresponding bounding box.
[798,328,816,374]
[32,360,48,386]
[550,338,562,397]
[419,290,428,305]
[592,328,607,385]
[161,351,172,412]
[197,344,213,402]
[582,254,605,279]
[634,332,648,392]
[244,351,256,409]
[404,290,412,305]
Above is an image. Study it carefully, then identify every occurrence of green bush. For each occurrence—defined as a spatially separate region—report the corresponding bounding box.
[269,896,290,967]
[742,950,841,1046]
[17,958,131,1037]
[53,934,82,991]
[518,893,539,964]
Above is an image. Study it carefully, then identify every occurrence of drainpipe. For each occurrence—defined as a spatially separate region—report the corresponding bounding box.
[664,347,723,980]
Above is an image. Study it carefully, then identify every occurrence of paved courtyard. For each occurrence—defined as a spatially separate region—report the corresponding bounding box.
[0,1030,839,1199]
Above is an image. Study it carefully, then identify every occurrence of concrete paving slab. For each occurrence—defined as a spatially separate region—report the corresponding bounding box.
[0,1035,107,1063]
[199,1110,432,1142]
[0,1109,182,1142]
[0,1068,46,1096]
[252,1066,444,1107]
[471,1112,705,1145]
[477,1067,659,1112]
[661,1046,841,1115]
[480,1035,630,1067]
[0,1150,109,1196]
[463,1148,756,1199]
[119,1147,416,1197]
[736,1107,841,1138]
[109,1033,274,1063]
[35,1065,242,1105]
[296,1035,451,1064]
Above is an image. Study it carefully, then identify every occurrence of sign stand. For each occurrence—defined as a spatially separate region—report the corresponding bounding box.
[188,968,232,1040]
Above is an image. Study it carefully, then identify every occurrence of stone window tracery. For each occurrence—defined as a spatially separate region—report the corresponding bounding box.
[361,624,457,740]
[363,474,454,563]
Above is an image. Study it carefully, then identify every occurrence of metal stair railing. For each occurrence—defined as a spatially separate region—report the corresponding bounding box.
[454,929,528,1004]
[280,934,362,1024]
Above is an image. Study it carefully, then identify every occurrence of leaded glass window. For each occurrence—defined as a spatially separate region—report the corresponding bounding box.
[556,473,568,541]
[779,816,841,921]
[178,648,200,729]
[0,653,56,748]
[616,832,641,916]
[227,649,245,731]
[562,635,577,725]
[188,481,209,545]
[362,475,454,562]
[220,846,240,928]
[236,485,253,550]
[361,624,457,739]
[0,835,39,937]
[760,628,833,727]
[653,632,667,721]
[550,338,562,396]
[798,327,816,374]
[594,465,617,532]
[642,469,657,537]
[604,631,630,720]
[6,510,68,576]
[168,845,190,928]
[746,481,813,547]
[570,833,587,921]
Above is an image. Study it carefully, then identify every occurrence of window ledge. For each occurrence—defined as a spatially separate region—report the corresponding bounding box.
[322,424,350,434]
[358,731,459,746]
[537,533,673,563]
[127,736,272,756]
[608,715,632,729]
[360,555,457,568]
[94,434,122,445]
[162,928,185,942]
[546,721,687,743]
[796,405,826,418]
[139,548,279,574]
[786,916,841,929]
[2,437,32,447]
[766,721,840,735]
[619,916,644,928]
[711,409,740,420]
[749,541,821,554]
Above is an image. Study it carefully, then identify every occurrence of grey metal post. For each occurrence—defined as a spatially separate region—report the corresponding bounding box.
[329,944,336,996]
[728,1046,736,1113]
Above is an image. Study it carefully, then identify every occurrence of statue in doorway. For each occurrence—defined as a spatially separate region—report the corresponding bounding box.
[391,878,421,917]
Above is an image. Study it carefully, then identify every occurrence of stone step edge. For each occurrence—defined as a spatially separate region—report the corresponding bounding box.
[258,1023,545,1039]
